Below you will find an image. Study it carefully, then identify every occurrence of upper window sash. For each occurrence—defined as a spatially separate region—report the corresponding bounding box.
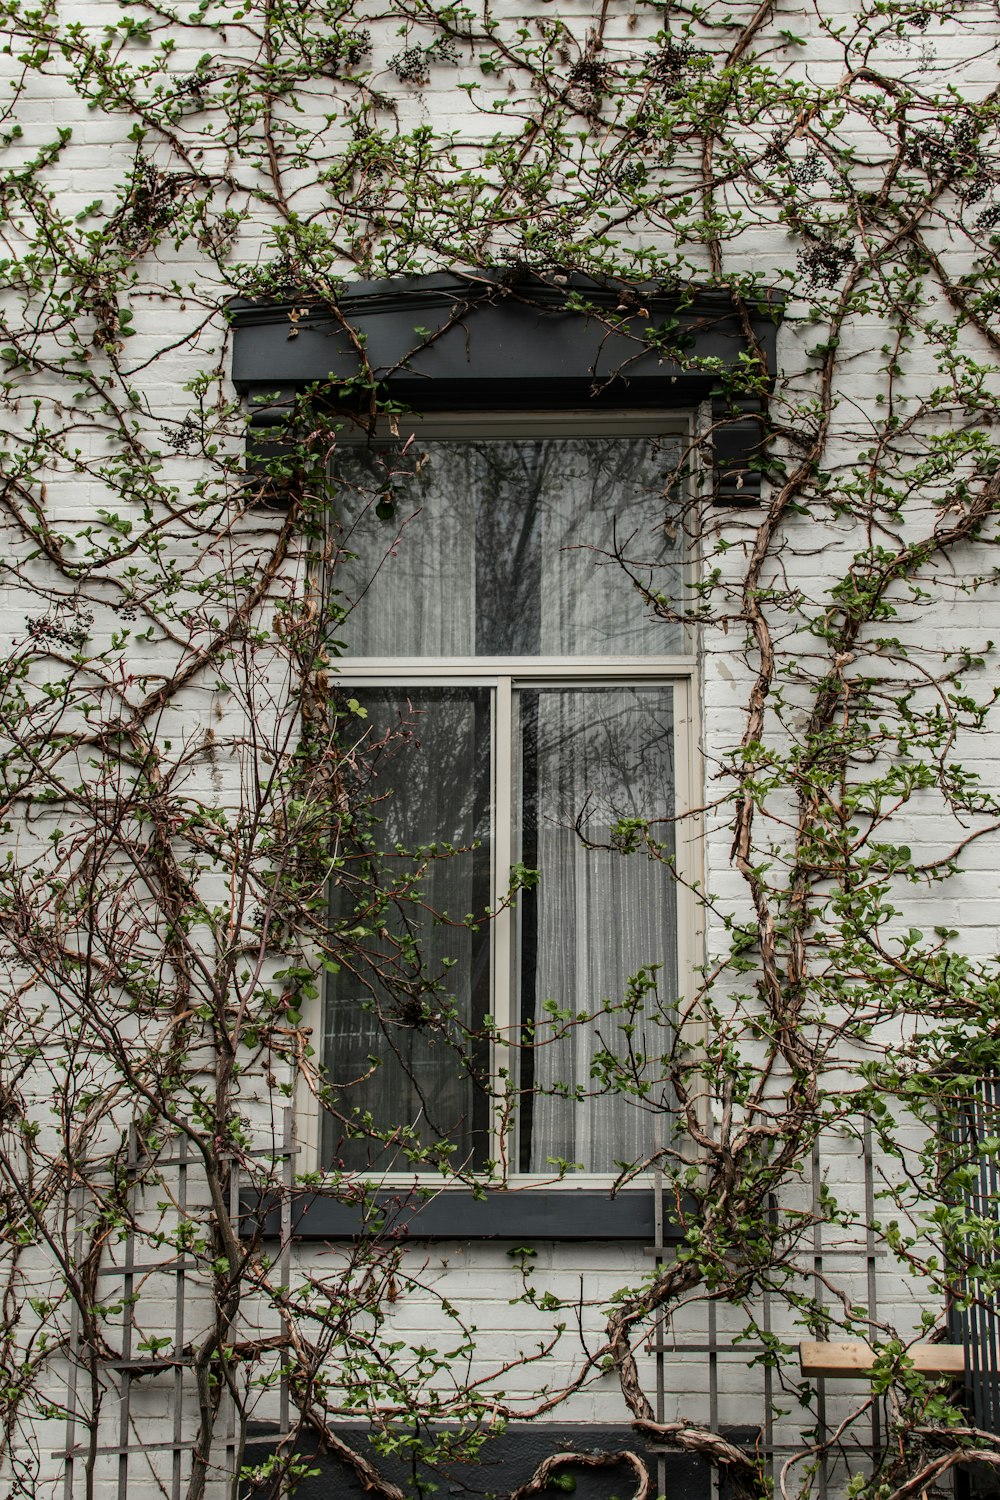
[326,418,692,662]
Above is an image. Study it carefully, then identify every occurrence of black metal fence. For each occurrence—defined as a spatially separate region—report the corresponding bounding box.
[950,1076,1000,1437]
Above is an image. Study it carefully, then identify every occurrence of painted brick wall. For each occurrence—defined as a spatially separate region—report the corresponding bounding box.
[2,0,999,1495]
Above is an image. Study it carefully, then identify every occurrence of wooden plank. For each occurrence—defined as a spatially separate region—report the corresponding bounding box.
[799,1342,965,1378]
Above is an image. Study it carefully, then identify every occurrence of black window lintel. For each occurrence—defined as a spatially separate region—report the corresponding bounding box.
[228,271,783,504]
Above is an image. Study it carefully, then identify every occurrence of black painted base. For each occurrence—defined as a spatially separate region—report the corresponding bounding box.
[241,1423,754,1500]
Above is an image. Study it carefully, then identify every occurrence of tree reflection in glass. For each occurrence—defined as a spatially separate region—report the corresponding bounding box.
[331,436,684,657]
[324,688,492,1171]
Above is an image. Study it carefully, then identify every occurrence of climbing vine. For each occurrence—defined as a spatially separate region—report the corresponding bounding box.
[1,0,1000,1496]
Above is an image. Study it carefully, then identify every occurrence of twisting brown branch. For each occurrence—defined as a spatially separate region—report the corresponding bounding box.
[508,1449,652,1500]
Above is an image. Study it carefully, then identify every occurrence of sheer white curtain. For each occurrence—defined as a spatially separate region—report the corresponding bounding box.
[331,446,477,656]
[331,436,684,657]
[518,687,678,1173]
[538,437,684,656]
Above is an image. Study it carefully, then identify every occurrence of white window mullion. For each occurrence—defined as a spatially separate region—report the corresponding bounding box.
[576,837,592,1173]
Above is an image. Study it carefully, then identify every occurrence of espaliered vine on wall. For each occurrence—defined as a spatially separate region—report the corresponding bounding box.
[1,0,1000,1496]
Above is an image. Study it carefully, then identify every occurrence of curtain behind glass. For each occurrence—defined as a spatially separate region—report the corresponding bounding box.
[536,439,683,656]
[323,687,491,1171]
[330,437,684,656]
[516,687,677,1173]
[331,446,477,656]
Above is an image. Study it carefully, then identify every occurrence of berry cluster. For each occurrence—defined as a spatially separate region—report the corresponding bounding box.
[389,38,458,84]
[644,38,709,99]
[797,239,856,291]
[26,606,94,649]
[162,414,200,454]
[317,29,372,75]
[904,119,991,204]
[118,158,180,251]
[568,56,611,94]
[765,135,824,185]
[177,68,215,102]
[616,161,646,190]
[390,46,430,83]
[789,156,824,186]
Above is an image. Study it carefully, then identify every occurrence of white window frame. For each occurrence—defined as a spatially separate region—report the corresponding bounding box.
[297,410,704,1186]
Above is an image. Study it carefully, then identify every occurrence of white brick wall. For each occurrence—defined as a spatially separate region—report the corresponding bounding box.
[2,0,999,1494]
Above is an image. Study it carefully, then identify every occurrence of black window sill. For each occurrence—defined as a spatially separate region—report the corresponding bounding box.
[239,1187,690,1242]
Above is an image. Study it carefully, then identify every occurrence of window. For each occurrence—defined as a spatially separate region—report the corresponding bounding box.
[319,413,697,1181]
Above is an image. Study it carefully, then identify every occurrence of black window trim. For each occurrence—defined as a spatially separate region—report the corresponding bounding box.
[239,1184,691,1242]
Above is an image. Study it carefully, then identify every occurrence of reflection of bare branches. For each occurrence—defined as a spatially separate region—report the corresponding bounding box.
[330,435,685,655]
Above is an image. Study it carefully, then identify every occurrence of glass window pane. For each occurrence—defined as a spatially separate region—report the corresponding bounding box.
[323,687,492,1172]
[530,438,683,657]
[515,686,678,1174]
[330,436,684,657]
[331,446,477,656]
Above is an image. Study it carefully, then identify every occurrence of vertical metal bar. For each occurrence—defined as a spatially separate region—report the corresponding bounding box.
[812,1142,827,1500]
[653,1164,666,1500]
[704,1120,717,1452]
[280,1109,293,1439]
[947,1086,971,1500]
[958,1078,993,1438]
[117,1126,137,1500]
[863,1119,881,1460]
[762,1200,774,1485]
[172,1131,188,1500]
[986,1079,999,1432]
[227,1144,241,1487]
[969,1087,983,1434]
[707,1294,718,1438]
[63,1185,84,1500]
[970,1083,986,1434]
[707,1289,719,1500]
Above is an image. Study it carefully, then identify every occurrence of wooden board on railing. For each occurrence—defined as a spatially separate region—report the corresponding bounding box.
[799,1342,965,1378]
